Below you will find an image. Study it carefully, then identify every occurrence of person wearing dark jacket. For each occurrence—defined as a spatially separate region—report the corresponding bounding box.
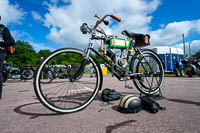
[0,15,15,99]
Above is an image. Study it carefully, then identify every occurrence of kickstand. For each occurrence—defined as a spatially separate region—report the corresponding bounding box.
[140,87,165,101]
[124,78,133,89]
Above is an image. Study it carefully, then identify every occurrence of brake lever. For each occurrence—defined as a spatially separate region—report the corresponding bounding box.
[95,14,109,26]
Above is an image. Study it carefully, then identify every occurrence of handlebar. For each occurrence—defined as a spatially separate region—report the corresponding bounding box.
[96,28,104,34]
[80,14,121,35]
[94,14,121,29]
[111,14,121,22]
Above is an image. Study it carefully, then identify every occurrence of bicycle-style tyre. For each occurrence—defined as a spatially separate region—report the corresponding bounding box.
[130,50,164,95]
[40,67,55,84]
[34,48,102,113]
[21,68,35,80]
[187,71,193,77]
[70,65,83,80]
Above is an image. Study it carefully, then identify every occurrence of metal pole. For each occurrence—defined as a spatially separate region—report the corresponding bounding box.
[182,34,185,58]
[189,42,192,59]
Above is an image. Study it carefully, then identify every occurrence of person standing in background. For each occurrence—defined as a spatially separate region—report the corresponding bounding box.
[0,15,15,99]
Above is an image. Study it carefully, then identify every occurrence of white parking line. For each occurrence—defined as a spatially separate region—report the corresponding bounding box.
[68,87,93,93]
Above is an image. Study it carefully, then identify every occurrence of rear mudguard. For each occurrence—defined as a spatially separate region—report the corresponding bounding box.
[130,49,164,71]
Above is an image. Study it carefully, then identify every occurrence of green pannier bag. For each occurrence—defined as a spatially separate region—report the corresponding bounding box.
[109,38,131,49]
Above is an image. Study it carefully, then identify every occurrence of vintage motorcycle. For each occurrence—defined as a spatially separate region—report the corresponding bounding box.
[2,63,35,82]
[181,59,196,77]
[34,13,164,113]
[191,59,200,76]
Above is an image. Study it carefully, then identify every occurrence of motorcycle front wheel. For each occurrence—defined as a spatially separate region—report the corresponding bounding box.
[34,48,103,113]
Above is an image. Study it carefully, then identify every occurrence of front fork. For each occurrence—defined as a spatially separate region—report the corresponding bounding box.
[71,43,93,81]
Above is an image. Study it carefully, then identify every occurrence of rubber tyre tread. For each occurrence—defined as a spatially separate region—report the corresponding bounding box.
[21,68,35,80]
[130,49,164,95]
[33,48,103,113]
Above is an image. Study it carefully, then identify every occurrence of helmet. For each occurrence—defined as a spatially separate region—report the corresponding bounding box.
[118,95,142,113]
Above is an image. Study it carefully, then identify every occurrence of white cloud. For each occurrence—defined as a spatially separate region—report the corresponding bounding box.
[43,0,160,48]
[32,0,200,53]
[30,41,55,52]
[31,11,44,22]
[0,0,25,25]
[11,30,56,52]
[11,30,33,41]
[49,0,71,5]
[174,40,200,55]
[189,40,200,54]
[50,0,58,4]
[150,20,200,46]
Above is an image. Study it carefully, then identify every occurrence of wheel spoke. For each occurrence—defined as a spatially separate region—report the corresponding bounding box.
[34,49,101,113]
[132,50,164,94]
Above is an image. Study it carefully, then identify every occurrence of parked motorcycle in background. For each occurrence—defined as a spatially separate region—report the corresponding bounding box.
[181,59,196,77]
[191,59,200,76]
[3,63,21,80]
[20,64,35,80]
[2,63,35,82]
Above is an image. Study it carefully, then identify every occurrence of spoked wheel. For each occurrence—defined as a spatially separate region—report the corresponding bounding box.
[40,67,55,84]
[70,65,83,80]
[187,71,193,77]
[130,50,164,95]
[34,48,102,113]
[21,68,35,80]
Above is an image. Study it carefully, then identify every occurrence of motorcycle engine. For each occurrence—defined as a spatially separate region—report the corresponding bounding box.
[115,49,129,68]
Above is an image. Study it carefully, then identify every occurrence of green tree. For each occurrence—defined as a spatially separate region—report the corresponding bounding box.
[193,51,200,60]
[37,49,51,58]
[6,40,38,66]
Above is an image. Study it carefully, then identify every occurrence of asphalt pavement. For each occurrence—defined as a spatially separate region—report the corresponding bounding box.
[0,76,200,133]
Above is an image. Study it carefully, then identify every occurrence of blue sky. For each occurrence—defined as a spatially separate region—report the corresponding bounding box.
[150,0,200,45]
[151,0,200,27]
[1,0,200,54]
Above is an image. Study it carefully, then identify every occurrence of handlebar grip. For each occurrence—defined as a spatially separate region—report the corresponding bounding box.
[111,14,121,22]
[96,28,104,34]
